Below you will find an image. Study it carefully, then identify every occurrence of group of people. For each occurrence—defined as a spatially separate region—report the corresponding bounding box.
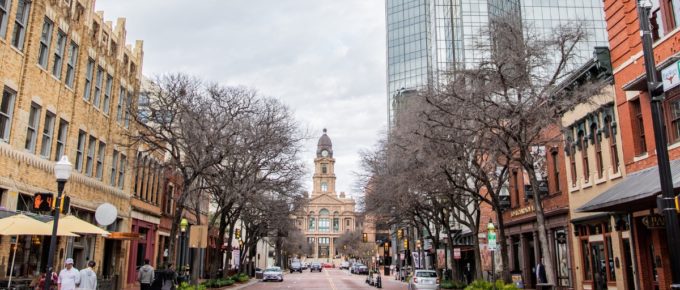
[32,258,97,290]
[138,259,180,290]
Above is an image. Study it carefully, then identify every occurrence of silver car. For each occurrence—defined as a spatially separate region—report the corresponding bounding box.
[408,270,439,290]
[263,267,284,282]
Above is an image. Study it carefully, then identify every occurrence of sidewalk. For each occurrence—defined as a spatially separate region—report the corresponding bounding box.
[215,279,259,290]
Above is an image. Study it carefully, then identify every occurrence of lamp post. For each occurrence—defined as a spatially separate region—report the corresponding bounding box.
[179,218,188,282]
[637,1,680,288]
[44,156,73,290]
[487,219,496,288]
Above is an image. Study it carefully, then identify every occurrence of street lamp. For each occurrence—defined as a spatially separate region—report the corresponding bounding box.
[637,1,680,288]
[487,219,496,287]
[44,156,72,290]
[179,218,188,282]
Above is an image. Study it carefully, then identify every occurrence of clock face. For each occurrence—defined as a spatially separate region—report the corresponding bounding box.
[321,150,329,157]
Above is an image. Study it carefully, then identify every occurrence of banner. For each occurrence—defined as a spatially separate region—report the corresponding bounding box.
[437,249,446,268]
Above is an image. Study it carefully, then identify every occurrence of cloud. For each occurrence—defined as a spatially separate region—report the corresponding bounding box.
[97,0,387,197]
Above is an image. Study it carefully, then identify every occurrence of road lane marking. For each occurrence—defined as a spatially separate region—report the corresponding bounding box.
[324,269,337,290]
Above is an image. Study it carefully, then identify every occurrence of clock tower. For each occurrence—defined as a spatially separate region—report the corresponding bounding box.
[313,129,336,197]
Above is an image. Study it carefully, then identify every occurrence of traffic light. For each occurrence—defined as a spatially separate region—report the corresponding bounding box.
[397,229,403,239]
[235,228,241,240]
[362,233,368,243]
[51,196,70,213]
[676,195,679,213]
[403,239,408,249]
[33,193,54,211]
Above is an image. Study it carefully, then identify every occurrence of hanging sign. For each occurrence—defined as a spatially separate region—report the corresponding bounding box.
[662,61,680,91]
[454,248,461,260]
[488,232,497,250]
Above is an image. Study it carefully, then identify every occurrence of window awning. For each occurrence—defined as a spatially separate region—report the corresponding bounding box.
[578,159,680,212]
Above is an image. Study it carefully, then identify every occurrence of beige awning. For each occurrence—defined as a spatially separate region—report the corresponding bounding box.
[0,214,78,237]
[46,215,110,236]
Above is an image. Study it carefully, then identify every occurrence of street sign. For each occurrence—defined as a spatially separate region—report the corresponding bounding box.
[662,61,680,91]
[454,248,461,260]
[33,193,53,211]
[488,232,497,250]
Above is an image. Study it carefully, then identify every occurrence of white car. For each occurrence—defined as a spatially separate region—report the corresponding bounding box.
[263,267,284,282]
[340,261,350,270]
[408,270,439,290]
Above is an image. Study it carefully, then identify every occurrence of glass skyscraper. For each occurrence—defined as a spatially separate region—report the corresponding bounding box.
[386,0,609,123]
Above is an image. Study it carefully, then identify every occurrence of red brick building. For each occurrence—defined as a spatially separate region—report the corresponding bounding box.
[576,1,680,290]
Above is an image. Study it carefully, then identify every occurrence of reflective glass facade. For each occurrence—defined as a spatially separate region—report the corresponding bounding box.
[386,0,608,124]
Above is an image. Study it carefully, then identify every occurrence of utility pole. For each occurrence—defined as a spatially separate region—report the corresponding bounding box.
[637,1,680,288]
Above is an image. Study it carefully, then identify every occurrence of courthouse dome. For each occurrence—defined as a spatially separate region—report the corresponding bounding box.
[317,128,333,157]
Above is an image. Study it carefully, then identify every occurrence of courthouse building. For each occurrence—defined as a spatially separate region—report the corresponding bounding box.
[295,129,358,262]
[0,0,143,288]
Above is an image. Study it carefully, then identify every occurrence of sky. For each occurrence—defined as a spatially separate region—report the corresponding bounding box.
[96,0,388,198]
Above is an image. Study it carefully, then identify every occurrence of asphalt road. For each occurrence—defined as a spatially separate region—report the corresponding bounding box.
[243,268,408,290]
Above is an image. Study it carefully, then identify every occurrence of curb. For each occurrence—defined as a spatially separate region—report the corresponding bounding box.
[217,279,259,290]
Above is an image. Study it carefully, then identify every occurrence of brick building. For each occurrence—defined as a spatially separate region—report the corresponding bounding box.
[0,0,143,288]
[574,1,680,290]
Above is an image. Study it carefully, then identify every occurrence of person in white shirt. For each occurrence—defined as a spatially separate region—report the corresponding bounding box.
[78,261,97,290]
[58,258,80,290]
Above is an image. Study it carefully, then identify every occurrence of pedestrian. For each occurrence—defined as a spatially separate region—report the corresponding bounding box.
[58,258,80,290]
[161,264,178,290]
[535,258,547,284]
[78,261,97,290]
[138,259,155,290]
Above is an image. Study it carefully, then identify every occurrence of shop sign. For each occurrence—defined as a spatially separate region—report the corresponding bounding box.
[510,205,535,217]
[662,61,680,91]
[642,214,665,229]
[488,232,497,250]
[454,248,461,260]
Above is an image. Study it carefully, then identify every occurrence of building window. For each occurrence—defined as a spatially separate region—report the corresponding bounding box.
[322,164,327,174]
[52,30,66,78]
[110,150,119,186]
[631,99,647,155]
[0,87,16,142]
[24,103,41,153]
[667,96,680,143]
[54,119,68,161]
[117,87,126,123]
[65,42,78,88]
[85,136,96,176]
[319,218,330,232]
[11,0,31,50]
[75,130,86,171]
[125,90,132,128]
[321,182,328,192]
[165,183,175,214]
[578,130,589,182]
[0,0,10,38]
[103,74,112,114]
[333,218,339,232]
[93,66,103,108]
[118,154,126,188]
[671,0,680,30]
[96,141,105,179]
[605,116,620,173]
[309,217,316,231]
[39,112,55,158]
[83,59,94,101]
[592,123,604,179]
[650,0,666,41]
[38,18,53,68]
[551,150,560,193]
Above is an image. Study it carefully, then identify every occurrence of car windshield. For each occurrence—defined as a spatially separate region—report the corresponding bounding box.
[312,263,321,266]
[291,262,301,266]
[354,263,364,266]
[265,267,281,272]
[416,271,437,278]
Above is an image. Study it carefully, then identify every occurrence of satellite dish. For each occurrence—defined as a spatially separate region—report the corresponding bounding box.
[95,203,118,226]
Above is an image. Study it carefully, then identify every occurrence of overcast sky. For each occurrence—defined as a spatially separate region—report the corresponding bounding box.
[96,0,387,198]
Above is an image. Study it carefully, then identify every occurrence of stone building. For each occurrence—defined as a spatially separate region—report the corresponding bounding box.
[295,129,357,262]
[0,0,142,288]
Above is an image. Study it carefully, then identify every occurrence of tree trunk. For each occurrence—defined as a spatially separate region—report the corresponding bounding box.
[525,165,555,284]
[495,209,511,282]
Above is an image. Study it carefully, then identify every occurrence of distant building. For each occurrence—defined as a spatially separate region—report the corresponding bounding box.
[294,129,358,261]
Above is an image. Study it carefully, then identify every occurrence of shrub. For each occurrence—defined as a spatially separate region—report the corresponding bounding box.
[236,274,249,283]
[464,279,517,290]
[177,282,207,290]
[441,280,468,289]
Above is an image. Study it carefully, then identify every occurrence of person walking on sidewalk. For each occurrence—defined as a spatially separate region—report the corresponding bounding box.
[58,258,80,290]
[79,261,97,290]
[138,259,155,290]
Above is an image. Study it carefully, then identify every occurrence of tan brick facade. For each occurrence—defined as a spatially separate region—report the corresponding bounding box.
[0,0,143,287]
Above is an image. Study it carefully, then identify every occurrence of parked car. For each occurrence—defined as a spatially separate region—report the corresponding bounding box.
[310,262,323,272]
[408,270,439,290]
[351,263,368,274]
[301,262,309,270]
[339,261,350,270]
[262,267,284,282]
[322,262,334,268]
[289,261,302,273]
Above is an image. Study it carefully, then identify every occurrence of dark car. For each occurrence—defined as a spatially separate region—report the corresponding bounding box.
[289,261,302,273]
[310,262,322,272]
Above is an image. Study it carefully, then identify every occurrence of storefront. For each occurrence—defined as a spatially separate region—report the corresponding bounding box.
[504,206,572,289]
[127,214,158,284]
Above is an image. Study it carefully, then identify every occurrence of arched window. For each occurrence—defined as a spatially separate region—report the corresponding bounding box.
[319,209,330,232]
[319,209,330,215]
[321,182,328,192]
[578,129,589,182]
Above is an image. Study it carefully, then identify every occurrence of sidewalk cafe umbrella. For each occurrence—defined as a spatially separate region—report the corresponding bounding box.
[0,214,79,288]
[45,215,110,236]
